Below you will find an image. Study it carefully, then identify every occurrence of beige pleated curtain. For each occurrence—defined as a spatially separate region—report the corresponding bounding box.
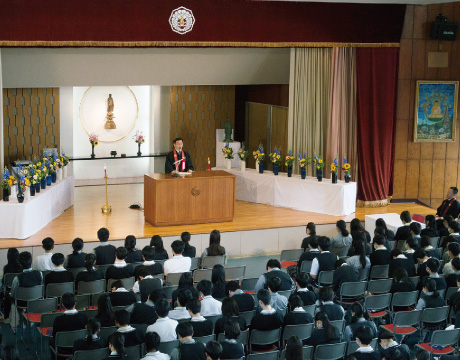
[288,48,332,176]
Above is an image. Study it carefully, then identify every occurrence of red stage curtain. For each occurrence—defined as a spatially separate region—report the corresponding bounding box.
[355,47,399,206]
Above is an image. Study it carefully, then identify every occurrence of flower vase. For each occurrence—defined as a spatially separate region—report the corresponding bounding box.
[258,162,264,174]
[51,172,57,183]
[287,167,293,177]
[3,188,9,202]
[137,143,142,157]
[332,173,338,184]
[316,169,323,182]
[224,158,232,170]
[273,165,279,175]
[30,185,36,197]
[40,178,46,189]
[24,187,30,201]
[35,182,41,193]
[91,144,95,159]
[46,175,52,186]
[301,168,307,179]
[10,185,17,199]
[255,162,259,172]
[57,168,62,181]
[17,191,24,203]
[63,166,68,178]
[240,161,246,172]
[344,173,351,183]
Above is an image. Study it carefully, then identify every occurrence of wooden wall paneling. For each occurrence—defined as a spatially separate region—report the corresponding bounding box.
[431,160,446,199]
[405,159,420,198]
[397,80,411,119]
[393,160,408,198]
[44,89,52,148]
[38,89,46,149]
[420,143,434,160]
[11,90,19,160]
[428,4,443,24]
[30,88,39,159]
[52,88,60,151]
[23,89,31,159]
[433,143,447,159]
[413,5,428,39]
[399,41,413,80]
[418,159,433,198]
[446,124,459,159]
[450,41,460,79]
[444,159,458,194]
[425,40,440,80]
[395,121,409,160]
[407,139,421,160]
[411,40,426,80]
[3,90,10,164]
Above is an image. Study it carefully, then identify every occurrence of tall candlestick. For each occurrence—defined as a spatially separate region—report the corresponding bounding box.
[104,164,107,177]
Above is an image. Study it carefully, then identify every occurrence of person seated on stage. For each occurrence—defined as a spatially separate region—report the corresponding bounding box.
[124,235,143,264]
[141,332,170,360]
[164,240,191,276]
[109,280,137,307]
[214,297,247,337]
[301,222,319,252]
[106,247,134,280]
[404,237,420,264]
[421,215,439,238]
[134,246,163,280]
[201,230,226,260]
[254,259,295,293]
[205,341,223,360]
[150,235,169,260]
[394,211,412,242]
[378,329,410,360]
[389,249,415,278]
[33,237,55,271]
[165,137,194,174]
[114,309,145,347]
[331,220,353,257]
[284,294,313,326]
[219,319,245,360]
[370,235,391,267]
[66,238,86,269]
[344,302,377,342]
[436,186,460,225]
[170,322,206,360]
[169,289,193,321]
[293,272,316,306]
[129,289,163,326]
[309,237,338,282]
[132,268,162,302]
[445,258,460,289]
[351,326,380,360]
[420,235,440,259]
[147,298,179,342]
[424,258,447,292]
[75,254,104,291]
[187,298,213,337]
[332,259,359,297]
[197,280,222,317]
[225,280,254,312]
[414,249,430,280]
[181,232,196,258]
[44,253,74,287]
[298,237,321,271]
[94,227,116,266]
[443,242,460,275]
[73,319,106,353]
[316,287,345,321]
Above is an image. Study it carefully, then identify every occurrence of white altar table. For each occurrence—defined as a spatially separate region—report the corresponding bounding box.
[364,212,425,240]
[215,167,356,216]
[0,176,75,239]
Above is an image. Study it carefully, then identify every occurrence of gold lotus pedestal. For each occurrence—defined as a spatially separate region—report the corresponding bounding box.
[102,176,112,213]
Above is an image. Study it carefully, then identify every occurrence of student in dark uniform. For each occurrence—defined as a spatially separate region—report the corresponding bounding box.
[95,294,114,328]
[75,254,104,291]
[394,211,412,242]
[109,280,136,307]
[370,235,391,266]
[352,326,381,360]
[301,222,318,251]
[66,238,86,269]
[129,289,161,326]
[181,232,196,258]
[94,227,116,266]
[309,237,338,283]
[170,322,206,360]
[344,302,377,342]
[106,247,134,280]
[124,236,143,264]
[316,287,345,320]
[104,332,132,360]
[225,281,254,313]
[305,312,340,347]
[73,319,106,353]
[293,273,316,306]
[165,138,194,174]
[284,294,313,325]
[205,341,223,360]
[389,249,415,278]
[378,329,410,360]
[114,310,144,347]
[186,299,213,337]
[219,320,245,360]
[133,246,163,280]
[45,253,74,287]
[298,237,321,271]
[214,297,247,337]
[332,259,359,297]
[150,236,169,261]
[420,215,439,238]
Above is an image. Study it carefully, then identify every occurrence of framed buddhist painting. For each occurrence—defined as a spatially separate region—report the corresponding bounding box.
[414,80,458,142]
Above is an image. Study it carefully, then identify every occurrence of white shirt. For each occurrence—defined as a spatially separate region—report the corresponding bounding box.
[133,275,154,293]
[164,255,191,275]
[141,351,170,360]
[200,295,222,317]
[33,253,54,271]
[147,317,178,342]
[310,251,338,276]
[168,307,191,321]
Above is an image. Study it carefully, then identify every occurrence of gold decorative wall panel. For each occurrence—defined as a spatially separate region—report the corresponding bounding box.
[170,85,235,171]
[2,88,60,165]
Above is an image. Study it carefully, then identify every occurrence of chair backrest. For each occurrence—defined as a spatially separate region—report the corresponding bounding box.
[365,293,392,311]
[278,290,292,298]
[430,329,460,348]
[280,249,304,262]
[241,278,258,292]
[318,271,334,285]
[340,281,367,298]
[282,323,314,342]
[446,287,458,304]
[330,320,345,335]
[389,241,396,250]
[193,269,213,283]
[95,264,111,277]
[201,256,226,269]
[300,260,312,274]
[303,345,314,360]
[302,305,316,316]
[250,328,281,346]
[74,348,109,360]
[367,279,393,294]
[247,351,279,360]
[412,214,425,223]
[394,310,422,327]
[204,315,222,328]
[224,266,246,281]
[99,326,118,341]
[193,334,215,345]
[15,285,44,302]
[162,285,178,301]
[131,263,144,270]
[3,273,20,288]
[46,282,75,298]
[79,309,98,320]
[421,306,449,324]
[67,267,85,278]
[55,329,87,347]
[91,292,109,307]
[391,291,418,310]
[27,297,58,316]
[131,323,148,335]
[217,329,250,345]
[75,294,91,310]
[438,288,446,299]
[314,342,347,360]
[40,312,62,331]
[190,257,200,271]
[77,279,105,295]
[125,344,141,360]
[346,338,378,355]
[106,277,135,292]
[239,310,256,323]
[359,267,370,281]
[430,237,440,248]
[408,277,420,289]
[370,265,389,279]
[166,272,188,286]
[157,339,180,355]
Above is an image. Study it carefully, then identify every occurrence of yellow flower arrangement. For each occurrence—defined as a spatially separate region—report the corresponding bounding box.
[342,157,351,175]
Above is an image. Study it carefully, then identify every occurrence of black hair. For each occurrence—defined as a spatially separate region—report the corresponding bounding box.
[406,237,419,250]
[221,297,239,317]
[142,246,155,261]
[375,218,390,235]
[353,239,367,269]
[423,278,439,297]
[309,237,318,249]
[111,279,124,290]
[1,345,19,360]
[173,137,183,144]
[208,230,225,256]
[257,289,271,306]
[409,222,422,235]
[186,298,201,314]
[415,349,430,360]
[224,319,240,340]
[177,289,193,307]
[373,234,385,246]
[62,292,76,310]
[171,240,185,255]
[212,264,226,290]
[84,253,97,272]
[176,321,193,338]
[181,232,191,251]
[225,280,240,293]
[315,312,336,341]
[426,258,440,273]
[449,242,460,257]
[400,211,412,223]
[266,259,282,270]
[318,236,331,251]
[451,187,459,195]
[51,253,65,266]
[96,294,113,320]
[288,294,303,310]
[306,222,316,236]
[7,248,20,265]
[267,276,282,293]
[114,309,130,326]
[294,273,309,288]
[336,220,349,237]
[97,227,109,242]
[108,332,126,358]
[72,238,84,254]
[391,249,402,258]
[318,287,333,302]
[355,326,373,345]
[145,331,161,353]
[42,237,54,251]
[150,235,165,252]
[378,329,396,342]
[124,235,137,252]
[205,341,223,360]
[425,215,437,231]
[115,247,128,260]
[85,319,101,348]
[420,235,432,248]
[445,215,454,224]
[452,257,460,271]
[155,298,170,318]
[137,268,151,279]
[197,280,213,296]
[285,335,303,360]
[335,259,346,269]
[350,218,364,232]
[393,268,409,284]
[374,226,386,237]
[385,347,404,360]
[414,249,427,261]
[350,302,370,323]
[177,272,194,290]
[149,289,166,303]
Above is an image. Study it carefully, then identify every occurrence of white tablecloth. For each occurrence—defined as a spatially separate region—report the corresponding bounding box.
[364,213,425,239]
[214,167,357,216]
[0,176,75,239]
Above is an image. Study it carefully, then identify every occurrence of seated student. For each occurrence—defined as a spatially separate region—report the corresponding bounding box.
[197,280,222,317]
[352,326,381,360]
[424,257,447,292]
[332,259,359,297]
[129,289,163,325]
[443,242,460,276]
[446,257,460,289]
[293,273,316,306]
[264,276,288,313]
[376,218,395,241]
[219,320,245,360]
[73,319,106,353]
[169,289,193,321]
[414,249,430,280]
[3,248,23,276]
[250,289,283,351]
[214,297,247,337]
[94,227,116,266]
[298,236,321,271]
[170,321,207,360]
[370,235,391,266]
[310,237,338,281]
[134,246,163,279]
[109,280,137,307]
[373,227,392,252]
[205,341,223,360]
[66,238,86,269]
[164,240,191,276]
[284,294,313,325]
[187,298,213,337]
[181,232,196,258]
[421,215,439,238]
[447,275,460,307]
[212,264,227,299]
[44,253,74,287]
[147,298,178,342]
[105,332,128,360]
[225,280,254,312]
[106,247,135,280]
[141,331,170,360]
[316,287,345,320]
[132,268,162,301]
[346,239,370,270]
[150,235,170,261]
[285,336,303,360]
[305,312,340,347]
[416,279,444,331]
[420,235,440,259]
[254,259,295,293]
[388,249,415,278]
[404,237,420,264]
[394,211,412,242]
[201,230,226,260]
[114,309,144,347]
[171,273,200,308]
[95,294,115,328]
[378,329,410,360]
[344,302,377,342]
[390,268,415,294]
[331,220,353,257]
[409,222,422,240]
[414,349,430,360]
[124,235,143,264]
[301,222,318,251]
[33,237,55,271]
[75,254,104,291]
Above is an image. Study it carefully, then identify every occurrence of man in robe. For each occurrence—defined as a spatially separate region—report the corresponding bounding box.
[165,138,194,174]
[436,187,460,231]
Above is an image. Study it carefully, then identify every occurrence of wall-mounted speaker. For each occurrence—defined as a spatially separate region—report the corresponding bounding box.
[430,14,457,41]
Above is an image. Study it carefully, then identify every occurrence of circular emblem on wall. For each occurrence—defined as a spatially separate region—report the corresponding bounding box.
[169,7,195,35]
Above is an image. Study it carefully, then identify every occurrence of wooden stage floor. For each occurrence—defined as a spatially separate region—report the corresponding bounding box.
[2,183,435,249]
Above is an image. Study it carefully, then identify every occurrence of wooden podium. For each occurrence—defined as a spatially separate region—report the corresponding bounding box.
[144,170,236,226]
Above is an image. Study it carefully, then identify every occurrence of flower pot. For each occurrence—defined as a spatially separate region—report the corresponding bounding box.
[332,172,338,184]
[10,185,17,199]
[258,162,264,174]
[46,175,52,186]
[51,172,57,183]
[57,168,62,181]
[345,173,351,183]
[35,182,41,193]
[17,191,24,203]
[91,144,95,159]
[3,188,9,202]
[287,167,293,177]
[255,162,259,172]
[301,168,307,179]
[30,185,36,197]
[137,143,142,157]
[273,165,279,175]
[40,178,46,189]
[240,161,246,172]
[24,187,30,201]
[224,158,232,170]
[63,166,68,178]
[316,169,323,182]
